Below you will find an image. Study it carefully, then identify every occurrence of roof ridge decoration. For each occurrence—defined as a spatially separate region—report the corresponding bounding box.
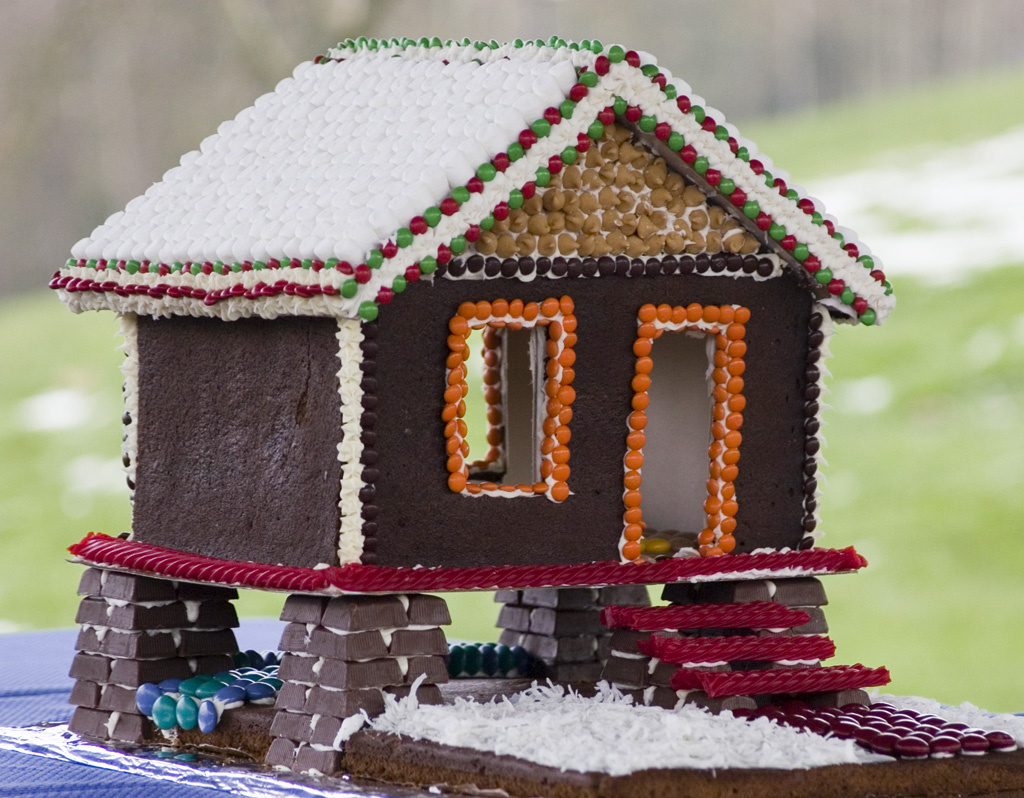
[52,37,894,325]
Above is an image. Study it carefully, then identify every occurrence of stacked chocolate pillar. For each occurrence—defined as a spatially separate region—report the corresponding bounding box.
[266,593,450,775]
[495,585,650,682]
[601,577,874,712]
[68,567,239,742]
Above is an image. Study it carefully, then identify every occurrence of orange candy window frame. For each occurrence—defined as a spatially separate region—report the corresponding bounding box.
[621,303,749,561]
[444,296,576,501]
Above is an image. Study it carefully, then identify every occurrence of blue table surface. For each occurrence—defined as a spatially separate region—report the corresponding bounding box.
[0,619,284,797]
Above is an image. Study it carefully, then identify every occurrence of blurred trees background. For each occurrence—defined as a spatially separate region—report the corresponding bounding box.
[3,0,1024,296]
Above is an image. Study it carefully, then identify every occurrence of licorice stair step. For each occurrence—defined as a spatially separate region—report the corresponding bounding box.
[599,576,887,711]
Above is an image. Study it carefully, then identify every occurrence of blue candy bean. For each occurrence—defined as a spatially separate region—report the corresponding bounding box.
[244,681,277,703]
[213,685,246,709]
[135,683,162,716]
[197,699,219,733]
[157,678,183,694]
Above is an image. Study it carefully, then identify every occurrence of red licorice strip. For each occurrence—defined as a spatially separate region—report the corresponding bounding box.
[68,533,867,594]
[601,602,810,631]
[639,633,835,664]
[671,663,891,697]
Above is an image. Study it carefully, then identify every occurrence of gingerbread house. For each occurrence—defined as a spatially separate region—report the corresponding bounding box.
[53,38,895,768]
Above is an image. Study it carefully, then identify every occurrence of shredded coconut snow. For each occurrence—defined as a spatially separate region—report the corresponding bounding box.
[368,682,876,775]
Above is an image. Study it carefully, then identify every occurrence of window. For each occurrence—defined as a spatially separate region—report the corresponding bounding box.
[444,297,575,501]
[620,303,749,561]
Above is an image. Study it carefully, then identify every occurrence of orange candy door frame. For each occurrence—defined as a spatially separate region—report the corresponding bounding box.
[621,303,749,561]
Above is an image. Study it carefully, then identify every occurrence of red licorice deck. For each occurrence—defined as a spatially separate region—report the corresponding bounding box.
[68,533,867,594]
[638,633,836,665]
[670,663,891,697]
[601,602,810,631]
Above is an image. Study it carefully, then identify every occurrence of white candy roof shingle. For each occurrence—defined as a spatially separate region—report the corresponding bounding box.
[54,38,893,325]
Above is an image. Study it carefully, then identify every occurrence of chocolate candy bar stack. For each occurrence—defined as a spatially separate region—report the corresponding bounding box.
[601,577,887,711]
[495,585,650,682]
[265,593,450,775]
[68,568,240,742]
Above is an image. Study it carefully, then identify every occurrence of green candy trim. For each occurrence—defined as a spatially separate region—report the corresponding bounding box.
[341,280,358,298]
[479,215,495,231]
[358,301,378,321]
[859,308,877,326]
[768,223,786,241]
[743,200,760,219]
[450,235,467,254]
[419,256,437,275]
[793,243,810,261]
[718,178,735,195]
[640,64,658,77]
[507,142,525,162]
[693,156,709,175]
[578,70,598,88]
[587,120,605,140]
[607,44,625,62]
[612,96,627,116]
[396,228,413,247]
[667,131,684,151]
[508,189,524,209]
[476,163,497,182]
[531,119,551,138]
[814,268,833,285]
[451,186,470,204]
[367,249,384,269]
[391,275,407,294]
[638,115,657,133]
[424,207,442,227]
[840,287,855,304]
[535,167,551,187]
[560,146,578,165]
[559,99,575,119]
[691,105,706,123]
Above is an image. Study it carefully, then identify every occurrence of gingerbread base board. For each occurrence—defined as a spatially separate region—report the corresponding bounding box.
[343,731,1024,798]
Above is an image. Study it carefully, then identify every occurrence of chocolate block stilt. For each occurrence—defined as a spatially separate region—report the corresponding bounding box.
[495,585,650,682]
[267,592,450,775]
[67,567,240,743]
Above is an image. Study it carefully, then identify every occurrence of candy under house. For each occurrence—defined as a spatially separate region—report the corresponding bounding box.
[54,37,905,775]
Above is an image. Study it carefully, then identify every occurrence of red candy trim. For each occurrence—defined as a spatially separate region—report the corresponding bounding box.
[68,534,867,594]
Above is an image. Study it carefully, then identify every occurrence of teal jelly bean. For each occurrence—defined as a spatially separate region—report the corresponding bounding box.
[176,695,199,730]
[447,644,465,677]
[152,694,179,730]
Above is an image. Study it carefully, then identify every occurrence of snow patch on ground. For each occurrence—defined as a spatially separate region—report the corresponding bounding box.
[813,125,1024,281]
[368,682,872,775]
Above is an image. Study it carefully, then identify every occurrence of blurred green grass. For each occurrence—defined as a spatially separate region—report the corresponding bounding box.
[3,67,1024,712]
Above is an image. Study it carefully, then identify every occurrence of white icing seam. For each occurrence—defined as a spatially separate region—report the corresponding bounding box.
[336,319,365,565]
[119,314,139,529]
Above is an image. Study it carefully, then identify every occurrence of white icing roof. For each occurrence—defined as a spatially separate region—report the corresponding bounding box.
[58,39,893,325]
[72,56,576,267]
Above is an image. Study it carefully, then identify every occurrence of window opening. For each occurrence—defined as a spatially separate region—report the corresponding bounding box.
[621,303,749,562]
[444,297,575,501]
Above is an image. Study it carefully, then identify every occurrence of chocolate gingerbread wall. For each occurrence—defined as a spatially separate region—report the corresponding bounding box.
[132,315,343,567]
[371,262,814,569]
